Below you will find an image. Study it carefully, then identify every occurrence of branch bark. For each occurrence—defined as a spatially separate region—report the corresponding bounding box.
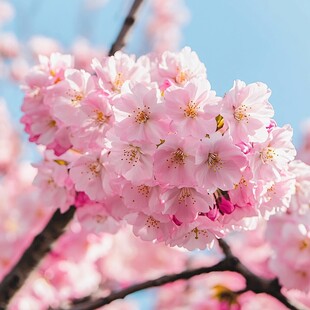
[64,239,304,310]
[108,0,144,56]
[0,206,75,308]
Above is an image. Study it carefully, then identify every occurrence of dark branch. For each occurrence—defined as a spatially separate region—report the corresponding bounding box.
[63,259,233,310]
[108,0,144,56]
[218,239,304,310]
[64,239,304,310]
[0,206,75,308]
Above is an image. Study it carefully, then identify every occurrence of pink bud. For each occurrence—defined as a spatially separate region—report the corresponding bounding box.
[206,207,219,221]
[218,197,235,214]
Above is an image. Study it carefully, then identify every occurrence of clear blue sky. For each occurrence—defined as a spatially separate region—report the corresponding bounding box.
[3,0,310,147]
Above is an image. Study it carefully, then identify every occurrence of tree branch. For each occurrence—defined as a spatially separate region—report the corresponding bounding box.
[217,239,304,310]
[0,206,75,308]
[108,0,144,56]
[64,239,304,310]
[63,259,233,310]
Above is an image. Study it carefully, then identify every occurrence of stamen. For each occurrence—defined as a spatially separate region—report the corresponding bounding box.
[207,153,223,171]
[260,147,277,164]
[145,216,160,229]
[234,104,250,122]
[184,100,199,118]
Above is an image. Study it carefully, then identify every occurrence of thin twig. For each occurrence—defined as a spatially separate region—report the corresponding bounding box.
[108,0,144,56]
[0,206,76,308]
[64,259,232,310]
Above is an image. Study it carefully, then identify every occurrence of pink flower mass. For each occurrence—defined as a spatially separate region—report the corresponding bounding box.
[20,48,300,252]
[2,1,310,308]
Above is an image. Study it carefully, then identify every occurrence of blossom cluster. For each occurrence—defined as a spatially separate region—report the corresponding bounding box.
[265,160,310,292]
[21,47,297,250]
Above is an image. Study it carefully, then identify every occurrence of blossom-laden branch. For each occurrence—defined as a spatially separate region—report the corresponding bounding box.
[0,206,75,308]
[64,239,304,310]
[0,0,144,307]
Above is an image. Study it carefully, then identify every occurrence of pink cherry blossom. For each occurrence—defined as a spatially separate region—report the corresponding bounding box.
[220,80,274,143]
[69,150,113,202]
[161,186,215,223]
[33,161,75,212]
[250,125,296,181]
[153,134,197,187]
[164,78,219,137]
[156,46,206,85]
[92,51,150,96]
[195,132,247,192]
[113,83,170,143]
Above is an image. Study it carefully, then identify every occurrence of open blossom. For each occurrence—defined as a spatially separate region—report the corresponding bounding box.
[154,134,197,187]
[107,136,155,184]
[69,150,113,201]
[168,217,222,250]
[164,78,219,137]
[161,186,215,223]
[92,51,150,96]
[122,180,163,214]
[33,161,75,212]
[220,80,274,143]
[76,202,121,234]
[156,46,206,86]
[250,125,296,181]
[113,83,170,143]
[48,69,95,126]
[21,53,74,152]
[257,175,295,218]
[195,132,247,192]
[70,90,115,151]
[128,212,173,242]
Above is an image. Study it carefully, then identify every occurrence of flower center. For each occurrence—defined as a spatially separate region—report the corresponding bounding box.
[112,72,124,92]
[299,238,310,250]
[234,104,250,122]
[66,89,84,106]
[176,68,189,84]
[146,216,160,229]
[135,110,150,124]
[48,120,57,128]
[88,161,101,176]
[260,147,277,164]
[184,101,199,118]
[170,148,187,166]
[137,185,150,197]
[122,145,142,165]
[207,153,223,171]
[94,110,109,126]
[178,188,192,204]
[188,227,208,240]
